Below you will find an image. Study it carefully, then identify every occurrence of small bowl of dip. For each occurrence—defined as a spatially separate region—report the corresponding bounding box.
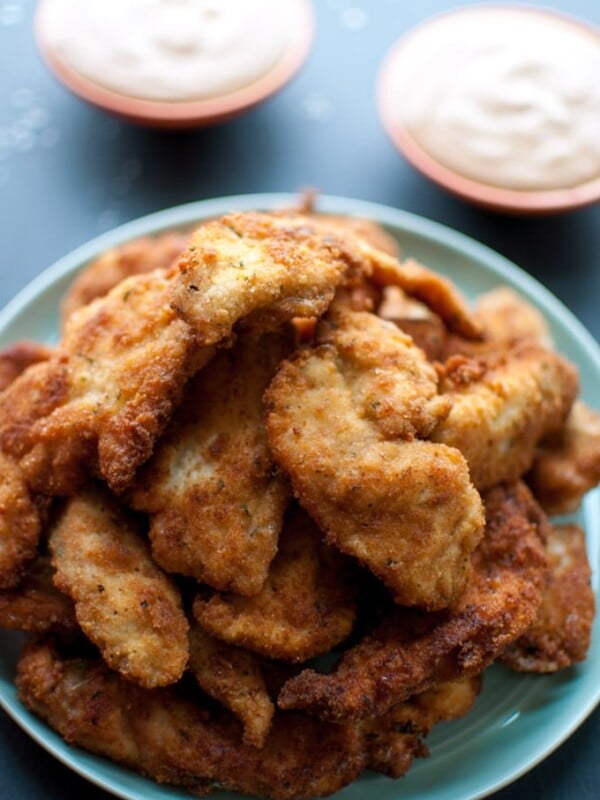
[377,5,600,214]
[35,0,314,128]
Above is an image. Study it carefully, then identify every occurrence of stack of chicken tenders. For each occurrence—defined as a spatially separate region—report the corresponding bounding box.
[0,205,596,799]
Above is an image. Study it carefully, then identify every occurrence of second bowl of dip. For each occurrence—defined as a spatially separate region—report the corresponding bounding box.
[35,0,315,128]
[377,5,600,214]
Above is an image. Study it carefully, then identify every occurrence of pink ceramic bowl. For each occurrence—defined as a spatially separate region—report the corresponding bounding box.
[377,6,600,215]
[35,0,314,129]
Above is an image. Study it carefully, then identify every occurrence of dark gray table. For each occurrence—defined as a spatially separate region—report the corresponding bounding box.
[1,2,598,799]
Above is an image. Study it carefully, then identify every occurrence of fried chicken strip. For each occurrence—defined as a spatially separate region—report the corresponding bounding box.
[131,331,292,595]
[0,343,53,587]
[170,211,366,345]
[443,285,553,358]
[527,401,600,514]
[278,482,546,722]
[431,344,579,491]
[49,487,188,688]
[0,271,206,495]
[61,231,189,327]
[0,555,75,632]
[501,523,595,672]
[17,639,479,798]
[193,504,357,662]
[0,449,46,589]
[265,311,483,610]
[188,624,274,748]
[1,213,367,497]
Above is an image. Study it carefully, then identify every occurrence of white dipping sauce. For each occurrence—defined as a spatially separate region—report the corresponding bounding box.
[39,0,293,102]
[389,8,600,190]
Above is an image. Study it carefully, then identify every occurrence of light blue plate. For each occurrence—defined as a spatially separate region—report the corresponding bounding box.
[0,194,598,800]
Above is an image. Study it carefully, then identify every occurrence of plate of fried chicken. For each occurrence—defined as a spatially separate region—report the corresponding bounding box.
[0,193,598,800]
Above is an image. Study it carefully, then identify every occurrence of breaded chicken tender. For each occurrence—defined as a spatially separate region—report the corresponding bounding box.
[431,344,579,491]
[0,340,53,392]
[193,504,357,662]
[278,483,546,722]
[0,449,45,589]
[17,638,367,799]
[443,285,553,358]
[131,331,292,595]
[0,272,206,495]
[170,212,365,345]
[265,311,483,610]
[527,401,600,514]
[0,555,76,632]
[61,231,189,327]
[49,488,188,688]
[1,213,367,498]
[17,639,479,798]
[188,624,274,748]
[502,523,594,672]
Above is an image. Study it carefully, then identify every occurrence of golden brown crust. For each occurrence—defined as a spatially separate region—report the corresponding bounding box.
[193,504,358,662]
[432,345,579,491]
[527,401,600,514]
[443,286,553,359]
[61,232,189,327]
[278,483,546,722]
[501,524,595,672]
[16,638,368,799]
[188,624,274,748]
[265,311,483,610]
[0,340,53,392]
[131,331,292,595]
[0,449,44,589]
[0,555,76,632]
[170,212,365,345]
[17,639,480,798]
[49,487,188,688]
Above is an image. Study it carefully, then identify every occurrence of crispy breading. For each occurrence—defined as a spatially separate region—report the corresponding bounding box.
[193,504,357,662]
[0,340,53,392]
[0,555,75,632]
[443,286,552,358]
[431,344,579,491]
[188,624,274,748]
[16,638,368,799]
[61,231,189,327]
[278,483,546,722]
[502,523,594,672]
[265,311,483,610]
[170,212,365,345]
[364,253,480,340]
[17,639,480,798]
[130,331,292,595]
[1,213,369,497]
[527,401,600,514]
[0,449,44,589]
[49,488,188,688]
[0,271,206,495]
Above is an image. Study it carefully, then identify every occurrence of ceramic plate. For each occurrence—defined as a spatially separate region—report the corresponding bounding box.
[0,194,598,800]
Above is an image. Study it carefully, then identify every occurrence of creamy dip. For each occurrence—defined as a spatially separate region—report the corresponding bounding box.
[388,8,600,191]
[39,0,295,102]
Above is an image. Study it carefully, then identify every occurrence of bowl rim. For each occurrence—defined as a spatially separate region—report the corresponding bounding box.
[34,0,315,127]
[376,3,600,214]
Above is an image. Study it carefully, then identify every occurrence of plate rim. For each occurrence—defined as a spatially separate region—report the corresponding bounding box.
[0,192,598,800]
